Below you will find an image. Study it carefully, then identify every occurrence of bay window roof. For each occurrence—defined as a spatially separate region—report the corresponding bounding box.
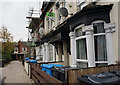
[41,4,113,43]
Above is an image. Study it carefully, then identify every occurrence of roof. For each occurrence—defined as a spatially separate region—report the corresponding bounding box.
[14,41,31,47]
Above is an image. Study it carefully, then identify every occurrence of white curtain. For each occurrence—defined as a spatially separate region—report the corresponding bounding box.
[93,22,107,61]
[76,39,87,59]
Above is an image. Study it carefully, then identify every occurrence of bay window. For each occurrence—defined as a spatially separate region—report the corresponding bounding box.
[75,22,115,67]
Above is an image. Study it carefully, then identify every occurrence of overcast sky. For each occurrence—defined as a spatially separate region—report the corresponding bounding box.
[0,0,119,42]
[0,1,45,42]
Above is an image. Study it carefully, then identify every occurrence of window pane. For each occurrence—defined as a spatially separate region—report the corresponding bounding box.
[93,22,107,61]
[94,35,107,61]
[76,38,87,59]
[93,22,105,34]
[77,62,88,68]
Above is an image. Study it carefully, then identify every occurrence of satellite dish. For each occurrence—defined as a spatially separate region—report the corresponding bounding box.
[59,7,68,17]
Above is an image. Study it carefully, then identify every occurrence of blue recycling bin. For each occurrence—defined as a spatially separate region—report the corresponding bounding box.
[25,57,29,60]
[29,60,37,63]
[25,57,29,62]
[41,64,47,71]
[45,64,55,76]
[54,64,63,67]
[43,64,63,76]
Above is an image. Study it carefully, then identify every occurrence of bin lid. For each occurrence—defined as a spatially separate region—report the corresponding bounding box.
[45,64,55,68]
[110,71,120,77]
[28,59,30,62]
[53,66,70,72]
[25,57,29,60]
[41,64,63,69]
[41,64,47,67]
[29,60,37,63]
[78,72,120,84]
[54,64,63,67]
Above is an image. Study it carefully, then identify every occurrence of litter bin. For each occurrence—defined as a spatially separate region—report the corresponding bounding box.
[77,72,120,85]
[52,66,71,82]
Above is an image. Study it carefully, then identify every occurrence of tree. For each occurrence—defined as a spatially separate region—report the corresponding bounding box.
[0,26,14,63]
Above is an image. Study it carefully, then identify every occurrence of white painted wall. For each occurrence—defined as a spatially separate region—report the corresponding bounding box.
[118,1,120,63]
[14,47,18,53]
[110,2,119,64]
[24,62,29,75]
[44,17,48,34]
[35,46,41,60]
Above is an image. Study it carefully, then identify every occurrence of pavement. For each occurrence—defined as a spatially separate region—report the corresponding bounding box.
[1,61,32,84]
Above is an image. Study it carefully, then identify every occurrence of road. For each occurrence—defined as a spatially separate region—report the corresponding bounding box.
[2,61,32,84]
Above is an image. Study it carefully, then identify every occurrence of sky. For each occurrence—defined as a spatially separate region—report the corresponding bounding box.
[0,0,119,42]
[0,0,46,42]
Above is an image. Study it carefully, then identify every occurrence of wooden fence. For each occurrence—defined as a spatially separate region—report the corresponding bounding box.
[29,62,120,84]
[30,63,63,85]
[67,64,120,83]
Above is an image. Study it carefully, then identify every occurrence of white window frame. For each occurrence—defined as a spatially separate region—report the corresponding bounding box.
[78,0,87,5]
[14,47,18,53]
[92,21,108,65]
[22,47,26,52]
[75,20,115,67]
[77,0,87,10]
[75,24,88,65]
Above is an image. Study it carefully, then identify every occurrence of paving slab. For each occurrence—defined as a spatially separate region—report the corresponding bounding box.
[2,61,32,84]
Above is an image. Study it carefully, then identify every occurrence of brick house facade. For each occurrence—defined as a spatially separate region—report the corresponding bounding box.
[13,40,30,60]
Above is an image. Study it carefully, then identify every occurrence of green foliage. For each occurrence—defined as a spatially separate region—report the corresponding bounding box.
[0,27,14,63]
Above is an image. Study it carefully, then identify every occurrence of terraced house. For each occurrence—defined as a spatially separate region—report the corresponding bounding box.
[25,0,120,84]
[27,0,120,67]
